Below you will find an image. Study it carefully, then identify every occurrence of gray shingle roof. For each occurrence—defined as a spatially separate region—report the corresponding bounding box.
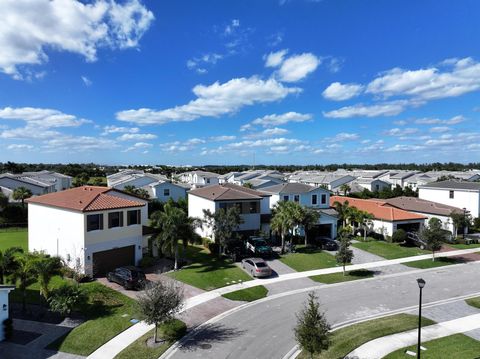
[419,180,480,191]
[260,183,322,194]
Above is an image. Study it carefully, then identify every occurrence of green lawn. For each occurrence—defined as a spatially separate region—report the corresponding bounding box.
[449,243,480,249]
[0,228,28,251]
[47,282,137,356]
[385,333,480,359]
[298,314,435,359]
[222,285,268,302]
[167,246,251,291]
[404,256,461,269]
[115,320,186,359]
[279,246,338,272]
[466,296,480,309]
[352,241,429,260]
[310,269,374,284]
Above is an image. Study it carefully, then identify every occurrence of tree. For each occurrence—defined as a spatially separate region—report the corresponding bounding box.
[294,292,330,358]
[295,206,320,246]
[123,185,150,200]
[333,200,350,228]
[420,217,446,261]
[392,229,407,243]
[271,200,297,254]
[357,210,374,241]
[48,283,86,317]
[243,182,253,189]
[0,192,8,210]
[151,203,199,270]
[203,207,243,256]
[450,211,472,238]
[339,183,351,196]
[335,235,353,275]
[0,246,23,284]
[136,280,184,343]
[33,254,63,301]
[11,253,38,311]
[12,187,32,208]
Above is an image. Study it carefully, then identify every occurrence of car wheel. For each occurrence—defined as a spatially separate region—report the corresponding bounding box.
[106,274,112,282]
[242,263,245,269]
[123,280,129,289]
[250,269,255,277]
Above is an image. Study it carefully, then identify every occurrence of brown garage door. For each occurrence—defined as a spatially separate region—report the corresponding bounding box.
[92,245,135,277]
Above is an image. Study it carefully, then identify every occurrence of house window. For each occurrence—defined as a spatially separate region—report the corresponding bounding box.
[449,190,454,199]
[206,178,210,184]
[312,194,318,205]
[163,188,170,196]
[283,195,289,202]
[108,211,124,228]
[87,214,103,232]
[294,195,300,203]
[127,209,141,225]
[249,201,259,214]
[321,194,327,204]
[375,185,380,191]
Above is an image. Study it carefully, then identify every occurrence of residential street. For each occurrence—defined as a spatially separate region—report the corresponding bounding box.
[165,261,480,359]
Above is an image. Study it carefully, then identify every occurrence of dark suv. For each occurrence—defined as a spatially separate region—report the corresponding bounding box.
[107,266,146,290]
[246,237,273,258]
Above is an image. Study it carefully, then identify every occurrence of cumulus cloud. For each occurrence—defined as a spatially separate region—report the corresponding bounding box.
[327,132,359,142]
[122,142,152,152]
[117,76,301,125]
[322,82,363,101]
[264,49,289,67]
[383,128,419,136]
[248,112,312,128]
[243,127,289,139]
[414,115,465,125]
[209,135,236,142]
[7,144,34,151]
[323,101,409,118]
[277,53,321,82]
[43,135,118,152]
[117,133,157,141]
[81,76,92,86]
[429,126,451,133]
[102,125,139,135]
[385,144,425,152]
[0,0,154,78]
[159,138,206,153]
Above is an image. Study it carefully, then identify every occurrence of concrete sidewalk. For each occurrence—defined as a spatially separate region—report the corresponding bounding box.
[348,313,480,358]
[87,247,480,359]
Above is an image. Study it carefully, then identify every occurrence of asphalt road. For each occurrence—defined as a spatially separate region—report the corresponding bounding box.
[167,261,480,359]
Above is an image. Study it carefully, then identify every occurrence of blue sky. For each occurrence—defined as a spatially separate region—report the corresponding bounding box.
[1,0,480,165]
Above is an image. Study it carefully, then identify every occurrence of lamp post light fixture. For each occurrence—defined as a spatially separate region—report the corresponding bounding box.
[416,278,426,359]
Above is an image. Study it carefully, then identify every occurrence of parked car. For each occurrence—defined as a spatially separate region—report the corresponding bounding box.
[246,237,273,257]
[241,258,272,278]
[313,236,338,251]
[106,266,147,290]
[406,232,427,249]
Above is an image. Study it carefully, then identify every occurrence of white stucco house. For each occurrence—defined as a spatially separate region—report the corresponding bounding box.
[0,285,14,342]
[419,181,480,219]
[179,170,220,188]
[188,183,271,239]
[260,183,338,239]
[27,186,149,277]
[330,196,427,237]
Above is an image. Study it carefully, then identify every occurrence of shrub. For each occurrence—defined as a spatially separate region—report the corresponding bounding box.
[474,217,480,231]
[48,283,86,316]
[139,255,155,268]
[202,237,212,248]
[160,319,187,341]
[3,318,13,340]
[391,229,407,243]
[207,242,219,255]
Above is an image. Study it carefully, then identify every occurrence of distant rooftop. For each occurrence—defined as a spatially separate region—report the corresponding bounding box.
[188,183,269,201]
[419,180,480,191]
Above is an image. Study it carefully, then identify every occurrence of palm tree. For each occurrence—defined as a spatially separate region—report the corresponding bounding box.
[12,187,32,208]
[34,255,63,301]
[12,253,38,311]
[339,184,351,196]
[333,200,350,228]
[0,246,24,284]
[296,206,320,246]
[271,201,297,254]
[357,211,374,241]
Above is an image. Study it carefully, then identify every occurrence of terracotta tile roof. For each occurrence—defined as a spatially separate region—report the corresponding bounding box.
[330,196,427,222]
[26,186,145,212]
[188,183,268,201]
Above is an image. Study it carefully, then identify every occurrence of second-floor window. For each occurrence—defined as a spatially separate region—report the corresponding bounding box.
[108,211,124,228]
[312,194,317,205]
[321,194,327,204]
[87,214,103,232]
[283,195,289,201]
[449,190,454,199]
[164,188,170,196]
[294,195,300,202]
[127,209,141,226]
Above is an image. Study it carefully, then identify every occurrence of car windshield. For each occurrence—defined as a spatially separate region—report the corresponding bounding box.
[254,240,267,246]
[130,271,145,279]
[256,262,267,268]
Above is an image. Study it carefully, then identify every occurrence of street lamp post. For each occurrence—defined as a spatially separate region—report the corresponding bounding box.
[463,208,467,240]
[417,278,426,359]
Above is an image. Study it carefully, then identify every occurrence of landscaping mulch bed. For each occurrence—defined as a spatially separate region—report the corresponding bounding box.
[440,245,480,262]
[10,302,84,325]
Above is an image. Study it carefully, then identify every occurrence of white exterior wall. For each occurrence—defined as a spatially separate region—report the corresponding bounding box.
[0,287,13,341]
[419,188,480,218]
[151,182,187,202]
[371,219,395,236]
[28,203,85,269]
[268,189,329,209]
[260,197,271,214]
[188,194,216,238]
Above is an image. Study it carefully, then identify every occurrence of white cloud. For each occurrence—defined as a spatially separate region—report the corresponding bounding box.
[159,138,206,153]
[277,53,320,82]
[267,32,283,47]
[414,115,465,125]
[117,133,157,141]
[43,135,118,152]
[209,135,236,142]
[322,82,363,101]
[383,127,419,136]
[0,107,90,128]
[7,144,34,151]
[250,112,312,127]
[102,125,139,135]
[81,76,92,86]
[122,142,152,152]
[393,120,408,126]
[186,53,223,73]
[264,49,288,68]
[323,101,409,118]
[0,0,154,78]
[328,132,359,142]
[429,126,451,133]
[117,76,301,125]
[227,137,302,149]
[366,57,480,100]
[385,144,425,152]
[244,127,289,139]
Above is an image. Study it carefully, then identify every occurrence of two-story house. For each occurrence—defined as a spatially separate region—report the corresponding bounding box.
[188,183,271,239]
[179,170,220,188]
[27,186,148,277]
[260,183,338,239]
